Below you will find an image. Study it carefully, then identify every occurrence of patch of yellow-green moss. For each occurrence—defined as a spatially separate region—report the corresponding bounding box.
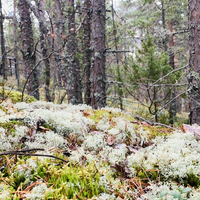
[135,124,173,140]
[2,157,107,199]
[0,121,22,136]
[86,109,135,124]
[0,89,36,103]
[88,110,114,123]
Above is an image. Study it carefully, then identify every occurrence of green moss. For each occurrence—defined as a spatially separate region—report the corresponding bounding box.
[0,105,7,113]
[88,110,109,123]
[87,109,135,128]
[42,123,54,130]
[134,124,172,140]
[131,164,200,189]
[3,157,107,199]
[0,88,36,103]
[175,173,200,189]
[48,162,105,199]
[0,121,22,136]
[12,172,26,190]
[39,161,106,199]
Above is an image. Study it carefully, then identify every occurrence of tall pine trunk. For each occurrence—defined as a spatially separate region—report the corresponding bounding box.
[0,0,7,80]
[38,0,51,102]
[18,0,40,100]
[83,0,91,105]
[168,19,176,125]
[111,0,123,110]
[188,0,200,125]
[55,0,67,92]
[91,0,106,109]
[66,0,82,104]
[13,0,20,89]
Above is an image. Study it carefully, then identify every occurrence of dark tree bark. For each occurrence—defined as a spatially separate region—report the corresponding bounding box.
[66,0,83,104]
[55,0,66,40]
[50,1,57,103]
[50,0,62,102]
[18,0,40,100]
[14,0,20,89]
[160,2,176,125]
[168,19,176,125]
[91,0,106,109]
[25,0,52,102]
[38,0,51,102]
[0,0,7,80]
[161,0,167,52]
[83,0,91,105]
[55,0,67,89]
[188,0,200,125]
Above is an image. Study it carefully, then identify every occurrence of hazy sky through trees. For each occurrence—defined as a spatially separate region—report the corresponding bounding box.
[2,0,120,15]
[2,0,13,16]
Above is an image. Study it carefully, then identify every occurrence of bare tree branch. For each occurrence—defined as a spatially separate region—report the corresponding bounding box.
[0,150,68,163]
[147,64,188,90]
[152,90,187,120]
[135,115,176,130]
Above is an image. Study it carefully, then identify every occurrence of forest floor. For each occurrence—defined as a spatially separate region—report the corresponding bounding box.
[0,98,199,200]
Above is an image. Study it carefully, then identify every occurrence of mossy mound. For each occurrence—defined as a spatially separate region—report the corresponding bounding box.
[0,89,36,103]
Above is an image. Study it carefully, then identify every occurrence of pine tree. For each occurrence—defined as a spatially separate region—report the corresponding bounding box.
[18,0,40,100]
[91,0,106,109]
[127,35,181,122]
[188,0,200,125]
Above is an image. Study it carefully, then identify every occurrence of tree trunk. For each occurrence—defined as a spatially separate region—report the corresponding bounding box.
[51,0,63,103]
[83,0,91,105]
[66,0,83,104]
[111,0,123,110]
[13,0,20,89]
[38,0,51,102]
[188,0,200,125]
[91,0,106,109]
[161,0,167,52]
[55,0,65,89]
[18,0,40,100]
[55,0,66,40]
[0,0,7,80]
[168,19,176,126]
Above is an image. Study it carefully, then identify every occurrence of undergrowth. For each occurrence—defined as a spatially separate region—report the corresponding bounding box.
[0,100,198,200]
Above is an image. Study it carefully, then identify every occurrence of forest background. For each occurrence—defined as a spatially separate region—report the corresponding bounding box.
[0,0,198,127]
[1,0,200,199]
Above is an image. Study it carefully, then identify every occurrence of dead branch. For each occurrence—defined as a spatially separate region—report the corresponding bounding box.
[16,46,24,56]
[135,115,153,126]
[135,115,176,130]
[152,90,187,120]
[31,40,40,57]
[153,122,176,130]
[106,50,131,53]
[0,150,68,163]
[147,64,188,90]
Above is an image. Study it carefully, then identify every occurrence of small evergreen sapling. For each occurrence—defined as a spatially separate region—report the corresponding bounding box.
[126,34,181,122]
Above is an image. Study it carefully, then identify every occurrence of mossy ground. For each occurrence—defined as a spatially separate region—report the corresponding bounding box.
[1,156,107,199]
[0,88,193,199]
[0,89,36,104]
[0,120,21,136]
